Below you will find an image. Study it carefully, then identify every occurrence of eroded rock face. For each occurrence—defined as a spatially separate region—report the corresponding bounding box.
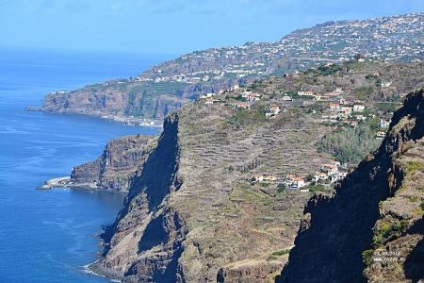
[278,89,424,283]
[71,135,156,192]
[90,114,187,282]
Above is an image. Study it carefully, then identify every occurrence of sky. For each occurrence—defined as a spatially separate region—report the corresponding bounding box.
[1,0,424,56]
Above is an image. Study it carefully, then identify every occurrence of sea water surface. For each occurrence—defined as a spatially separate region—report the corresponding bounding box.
[0,48,168,282]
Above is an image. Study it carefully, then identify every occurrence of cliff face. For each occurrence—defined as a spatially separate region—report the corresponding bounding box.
[89,89,340,282]
[90,114,186,282]
[40,82,186,120]
[278,89,424,283]
[71,135,156,192]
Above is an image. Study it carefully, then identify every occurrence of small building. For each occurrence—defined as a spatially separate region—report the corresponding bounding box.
[340,106,353,116]
[321,164,338,175]
[205,98,215,105]
[380,119,390,129]
[353,104,366,112]
[291,177,306,189]
[254,173,278,183]
[282,95,293,101]
[380,81,392,88]
[329,103,341,111]
[234,101,250,110]
[376,131,386,139]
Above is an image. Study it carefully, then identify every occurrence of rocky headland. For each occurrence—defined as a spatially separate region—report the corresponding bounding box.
[70,135,157,192]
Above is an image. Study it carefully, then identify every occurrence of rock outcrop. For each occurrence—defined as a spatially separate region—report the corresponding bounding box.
[71,135,156,192]
[278,89,424,283]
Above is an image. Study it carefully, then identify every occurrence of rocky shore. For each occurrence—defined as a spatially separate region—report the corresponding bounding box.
[38,176,98,190]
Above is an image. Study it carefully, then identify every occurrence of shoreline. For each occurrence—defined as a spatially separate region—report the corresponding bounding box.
[82,261,123,283]
[26,107,163,128]
[38,177,126,195]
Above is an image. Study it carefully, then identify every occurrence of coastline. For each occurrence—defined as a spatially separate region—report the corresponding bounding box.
[38,176,98,190]
[82,262,122,283]
[38,176,126,194]
[26,107,163,128]
[84,260,126,283]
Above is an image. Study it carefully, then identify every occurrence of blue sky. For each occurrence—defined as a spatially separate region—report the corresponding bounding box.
[1,0,424,56]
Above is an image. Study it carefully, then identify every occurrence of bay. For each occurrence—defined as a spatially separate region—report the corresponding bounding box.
[0,48,166,282]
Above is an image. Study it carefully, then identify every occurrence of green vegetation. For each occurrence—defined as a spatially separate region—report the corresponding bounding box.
[362,249,374,266]
[308,184,326,193]
[276,183,286,194]
[373,219,409,247]
[317,119,381,164]
[227,103,267,128]
[354,86,374,100]
[268,249,291,261]
[405,161,423,174]
[409,195,419,202]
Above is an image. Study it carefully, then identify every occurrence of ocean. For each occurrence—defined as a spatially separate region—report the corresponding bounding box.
[0,48,167,282]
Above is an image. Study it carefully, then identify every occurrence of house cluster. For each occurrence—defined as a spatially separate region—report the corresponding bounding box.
[313,161,348,184]
[298,87,344,101]
[252,173,308,191]
[321,97,368,124]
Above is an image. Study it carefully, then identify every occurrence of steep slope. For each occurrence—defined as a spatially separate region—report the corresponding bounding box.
[88,88,342,282]
[70,135,156,192]
[39,13,424,120]
[278,89,424,282]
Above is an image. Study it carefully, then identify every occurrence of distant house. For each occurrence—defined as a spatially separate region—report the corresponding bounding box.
[243,92,261,102]
[321,164,338,175]
[355,115,366,121]
[314,172,328,182]
[380,81,392,88]
[340,106,353,116]
[282,95,293,101]
[353,104,366,112]
[269,104,281,114]
[291,177,306,189]
[298,90,314,96]
[234,101,250,110]
[205,98,215,105]
[380,119,390,129]
[266,103,281,118]
[254,173,278,183]
[329,103,341,111]
[376,131,386,139]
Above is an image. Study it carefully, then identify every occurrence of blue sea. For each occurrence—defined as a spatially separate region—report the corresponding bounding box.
[0,48,167,282]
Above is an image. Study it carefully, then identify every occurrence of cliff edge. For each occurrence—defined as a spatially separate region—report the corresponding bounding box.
[278,89,424,283]
[70,135,157,192]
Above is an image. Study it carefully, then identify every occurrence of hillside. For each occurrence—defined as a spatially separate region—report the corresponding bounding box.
[278,89,424,282]
[59,59,424,282]
[40,13,424,121]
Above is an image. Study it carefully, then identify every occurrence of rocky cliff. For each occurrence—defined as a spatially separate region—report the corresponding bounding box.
[71,135,156,192]
[278,89,424,283]
[88,85,342,282]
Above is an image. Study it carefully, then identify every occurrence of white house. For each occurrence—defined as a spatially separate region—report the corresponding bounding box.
[380,119,390,129]
[353,104,366,112]
[380,81,392,88]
